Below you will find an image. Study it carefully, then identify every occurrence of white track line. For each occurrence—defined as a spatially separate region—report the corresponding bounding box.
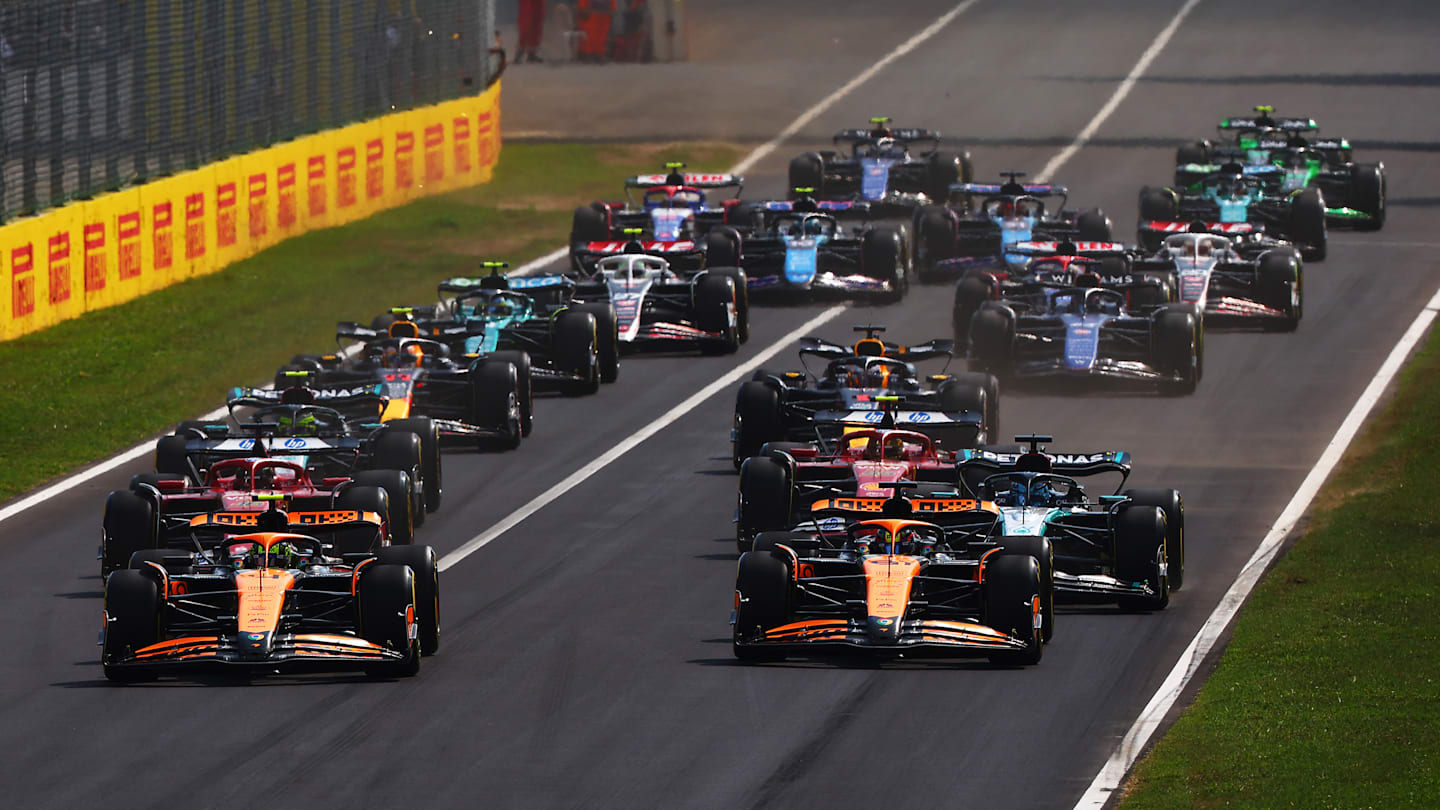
[1075,286,1440,808]
[1033,0,1205,184]
[439,305,846,570]
[0,1,979,525]
[730,0,982,176]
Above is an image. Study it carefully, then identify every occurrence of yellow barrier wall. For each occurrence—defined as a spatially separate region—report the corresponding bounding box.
[2,82,502,340]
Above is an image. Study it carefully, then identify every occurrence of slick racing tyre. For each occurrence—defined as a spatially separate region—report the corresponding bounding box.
[367,427,426,528]
[553,310,601,395]
[926,151,966,202]
[695,274,741,355]
[102,569,162,683]
[917,205,957,282]
[939,371,1000,443]
[733,380,783,469]
[788,152,826,198]
[488,350,535,436]
[1290,187,1328,261]
[969,302,1015,377]
[154,435,190,479]
[387,417,443,514]
[344,475,410,547]
[573,302,620,383]
[733,551,791,662]
[1115,505,1170,612]
[704,227,742,271]
[952,272,998,350]
[571,203,610,242]
[704,266,750,343]
[359,564,421,678]
[984,554,1043,666]
[1349,163,1385,231]
[1258,250,1302,332]
[1154,307,1199,396]
[863,226,908,303]
[995,536,1054,643]
[470,360,523,451]
[1123,488,1185,591]
[102,489,157,577]
[737,456,792,552]
[1176,140,1210,166]
[377,545,441,655]
[1076,208,1113,243]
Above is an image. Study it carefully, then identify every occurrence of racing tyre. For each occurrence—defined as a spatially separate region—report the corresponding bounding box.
[288,353,328,372]
[173,420,218,439]
[732,551,791,662]
[705,266,749,343]
[571,203,610,242]
[370,313,398,332]
[695,274,740,355]
[470,360,523,451]
[1154,308,1199,396]
[788,152,826,198]
[488,350,534,435]
[1258,250,1301,332]
[1116,505,1169,611]
[1138,187,1179,247]
[1290,187,1327,261]
[377,545,441,655]
[733,380,783,469]
[1123,489,1184,591]
[368,429,426,528]
[574,302,620,383]
[704,226,742,270]
[1129,274,1175,309]
[726,201,760,231]
[553,311,601,395]
[862,226,907,303]
[1176,141,1210,166]
[102,489,157,576]
[995,536,1054,642]
[969,303,1015,376]
[926,151,965,202]
[358,564,421,678]
[984,554,1043,666]
[737,456,792,552]
[154,435,190,479]
[347,474,413,547]
[387,417,443,514]
[1349,163,1385,231]
[952,273,998,350]
[916,205,957,282]
[1076,208,1113,243]
[938,374,996,440]
[102,569,162,683]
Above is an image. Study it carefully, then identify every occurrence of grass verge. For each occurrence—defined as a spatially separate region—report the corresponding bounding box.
[0,141,741,502]
[1120,325,1440,808]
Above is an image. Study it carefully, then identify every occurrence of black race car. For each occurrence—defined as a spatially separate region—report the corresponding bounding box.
[914,171,1113,281]
[732,325,999,469]
[787,117,973,216]
[1139,163,1327,260]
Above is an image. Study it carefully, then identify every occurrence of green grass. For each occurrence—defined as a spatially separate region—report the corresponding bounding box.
[0,141,741,502]
[1120,327,1440,809]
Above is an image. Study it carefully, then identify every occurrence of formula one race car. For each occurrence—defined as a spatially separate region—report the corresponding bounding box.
[1134,226,1303,331]
[367,264,620,396]
[276,319,529,450]
[787,118,974,216]
[1139,163,1327,260]
[950,240,1178,350]
[953,436,1184,610]
[102,507,439,681]
[557,252,744,355]
[732,326,999,468]
[570,162,746,244]
[968,282,1203,395]
[1174,106,1384,230]
[914,171,1114,280]
[731,514,1044,664]
[730,196,911,302]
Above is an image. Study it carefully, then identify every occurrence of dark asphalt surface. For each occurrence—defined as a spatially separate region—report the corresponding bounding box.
[3,1,1439,807]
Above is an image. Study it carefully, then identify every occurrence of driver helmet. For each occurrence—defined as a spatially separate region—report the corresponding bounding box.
[228,467,251,490]
[1011,476,1052,508]
[238,541,299,570]
[253,465,279,489]
[1196,239,1215,258]
[883,435,907,460]
[855,527,893,555]
[276,410,319,437]
[1000,200,1016,218]
[486,297,515,318]
[802,217,825,237]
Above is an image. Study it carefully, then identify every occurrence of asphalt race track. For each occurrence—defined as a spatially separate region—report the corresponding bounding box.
[3,1,1439,807]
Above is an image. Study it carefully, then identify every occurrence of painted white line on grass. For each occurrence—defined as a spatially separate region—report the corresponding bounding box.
[729,0,983,176]
[1074,285,1440,809]
[439,305,846,571]
[1033,0,1206,184]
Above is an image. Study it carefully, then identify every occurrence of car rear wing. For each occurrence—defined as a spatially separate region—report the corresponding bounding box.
[574,239,699,255]
[1008,240,1133,257]
[1219,116,1317,132]
[186,509,383,530]
[956,448,1131,490]
[950,182,1068,197]
[833,127,941,149]
[1138,220,1258,236]
[761,200,871,215]
[625,172,743,192]
[229,385,385,407]
[797,336,954,362]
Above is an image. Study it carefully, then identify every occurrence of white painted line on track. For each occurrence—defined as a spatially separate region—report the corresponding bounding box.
[1074,285,1440,810]
[438,304,846,571]
[729,0,983,176]
[1033,0,1206,184]
[0,0,981,524]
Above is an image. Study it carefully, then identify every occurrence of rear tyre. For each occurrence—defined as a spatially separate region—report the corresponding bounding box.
[368,429,425,529]
[737,456,792,552]
[862,226,907,303]
[695,274,740,355]
[553,311,601,395]
[571,203,610,242]
[1138,186,1179,229]
[704,227,742,270]
[377,545,441,655]
[733,381,783,469]
[346,474,411,546]
[387,418,443,514]
[1176,141,1210,166]
[952,273,998,350]
[917,205,957,281]
[358,564,421,678]
[733,551,791,662]
[102,490,156,577]
[969,303,1015,376]
[1075,208,1113,242]
[154,436,190,479]
[925,151,964,202]
[1115,505,1170,611]
[984,554,1043,666]
[102,569,162,683]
